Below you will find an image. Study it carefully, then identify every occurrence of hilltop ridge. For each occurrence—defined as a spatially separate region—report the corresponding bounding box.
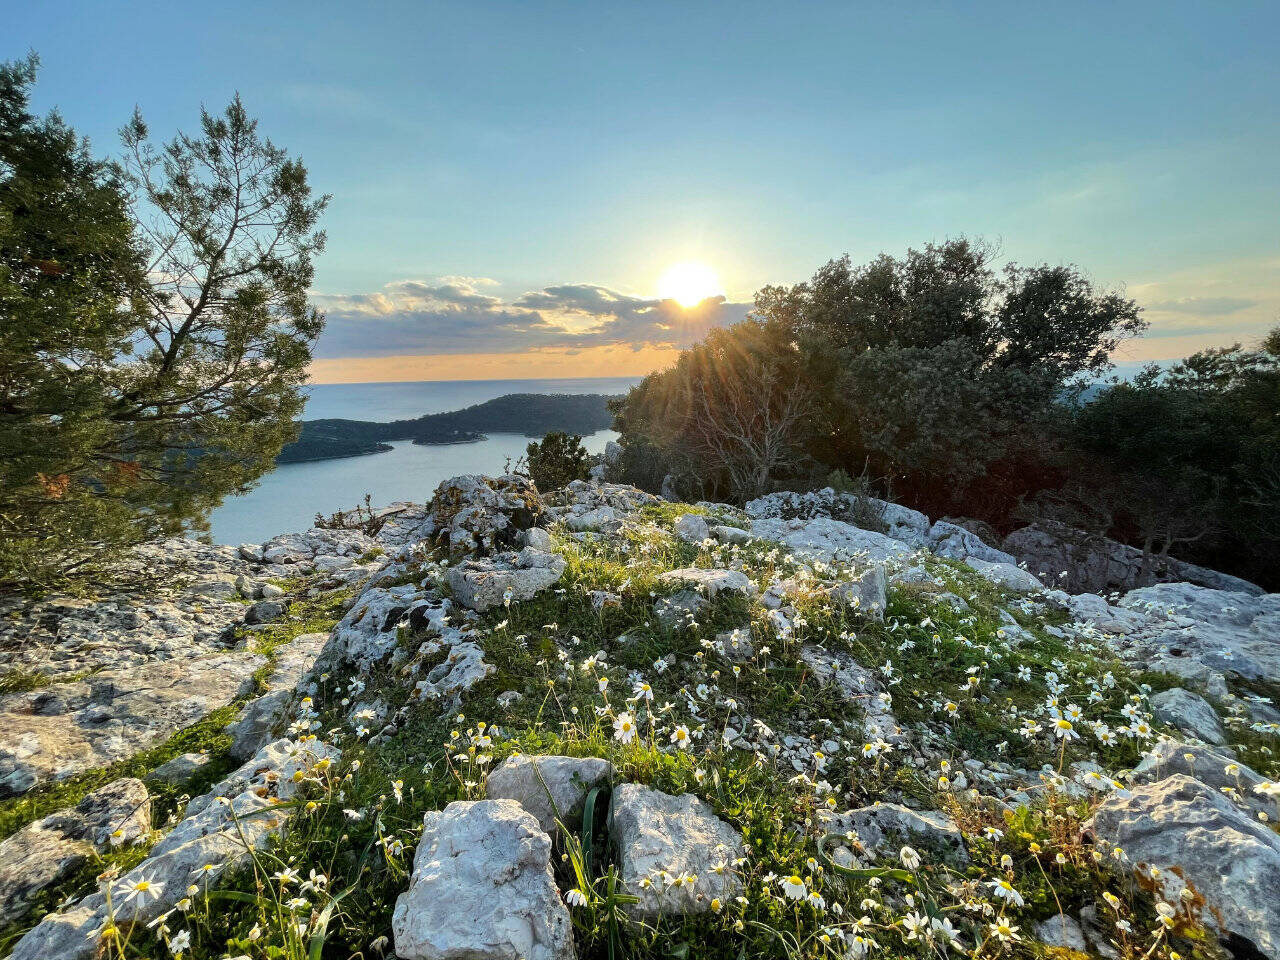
[1,476,1278,960]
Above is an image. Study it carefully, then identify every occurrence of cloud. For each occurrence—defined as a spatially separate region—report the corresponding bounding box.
[1145,296,1257,315]
[312,278,751,359]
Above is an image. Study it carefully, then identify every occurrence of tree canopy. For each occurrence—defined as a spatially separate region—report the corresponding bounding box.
[0,57,327,588]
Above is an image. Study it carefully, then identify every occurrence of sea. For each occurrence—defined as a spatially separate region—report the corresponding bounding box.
[207,377,640,545]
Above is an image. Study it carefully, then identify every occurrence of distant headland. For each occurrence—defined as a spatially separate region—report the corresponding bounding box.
[276,392,619,463]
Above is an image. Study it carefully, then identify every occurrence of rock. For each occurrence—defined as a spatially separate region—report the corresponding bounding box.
[1004,521,1264,596]
[427,474,543,556]
[928,521,1017,565]
[322,583,432,666]
[653,590,708,629]
[609,784,744,918]
[744,489,929,547]
[661,474,679,501]
[1087,774,1280,959]
[227,631,327,760]
[1035,914,1088,952]
[657,567,756,599]
[392,799,574,960]
[566,506,617,532]
[10,739,338,960]
[826,566,888,620]
[963,558,1044,592]
[715,626,755,660]
[1149,688,1225,745]
[188,574,242,599]
[244,599,286,624]
[1115,582,1280,681]
[604,440,623,466]
[673,513,710,544]
[147,752,213,785]
[259,582,285,599]
[522,527,554,552]
[822,804,967,864]
[487,755,614,835]
[800,645,902,743]
[412,633,495,706]
[447,548,567,612]
[1131,741,1273,818]
[1059,592,1149,635]
[0,653,265,798]
[750,516,912,566]
[710,524,752,545]
[0,778,150,926]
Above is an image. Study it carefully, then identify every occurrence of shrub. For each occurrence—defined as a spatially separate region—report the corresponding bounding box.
[526,431,590,491]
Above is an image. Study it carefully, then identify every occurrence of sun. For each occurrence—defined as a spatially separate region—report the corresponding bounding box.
[657,261,724,308]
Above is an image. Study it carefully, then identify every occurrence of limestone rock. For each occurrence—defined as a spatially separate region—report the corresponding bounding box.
[822,804,967,864]
[1149,688,1225,745]
[1131,741,1273,819]
[147,752,213,785]
[1004,522,1263,596]
[653,590,708,629]
[826,566,888,620]
[487,754,614,835]
[0,778,150,926]
[800,645,902,743]
[751,516,911,566]
[322,583,433,666]
[963,558,1044,592]
[928,521,1016,565]
[657,567,756,599]
[227,631,327,760]
[673,513,710,544]
[710,524,752,545]
[447,548,566,612]
[392,799,574,960]
[566,506,617,532]
[1035,914,1088,952]
[10,739,337,960]
[428,474,544,556]
[609,784,744,918]
[1115,582,1280,681]
[0,653,264,798]
[1087,775,1280,959]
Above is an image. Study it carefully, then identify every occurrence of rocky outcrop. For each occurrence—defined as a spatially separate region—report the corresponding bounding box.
[800,645,902,743]
[487,754,614,835]
[1148,688,1225,745]
[750,516,911,567]
[928,521,1017,565]
[657,567,756,599]
[1115,582,1280,681]
[0,652,264,798]
[0,778,150,926]
[963,558,1044,593]
[821,804,967,864]
[10,738,339,960]
[1004,522,1264,596]
[1087,774,1280,960]
[609,784,744,918]
[447,547,567,612]
[227,631,327,760]
[393,799,575,960]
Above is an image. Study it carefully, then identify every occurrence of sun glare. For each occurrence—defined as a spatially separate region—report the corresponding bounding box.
[657,261,723,308]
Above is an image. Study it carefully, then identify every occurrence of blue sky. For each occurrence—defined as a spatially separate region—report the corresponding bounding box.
[9,0,1278,380]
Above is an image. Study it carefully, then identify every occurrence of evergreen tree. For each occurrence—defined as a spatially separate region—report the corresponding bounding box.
[0,57,328,589]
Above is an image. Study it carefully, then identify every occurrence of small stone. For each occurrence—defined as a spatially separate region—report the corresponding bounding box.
[1035,914,1087,951]
[657,567,756,599]
[487,754,614,835]
[244,600,287,624]
[148,752,212,785]
[610,783,744,919]
[673,513,710,544]
[259,582,285,599]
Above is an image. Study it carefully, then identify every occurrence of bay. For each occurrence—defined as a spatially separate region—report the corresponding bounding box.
[206,377,638,545]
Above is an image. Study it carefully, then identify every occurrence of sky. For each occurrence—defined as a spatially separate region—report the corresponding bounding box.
[9,0,1278,382]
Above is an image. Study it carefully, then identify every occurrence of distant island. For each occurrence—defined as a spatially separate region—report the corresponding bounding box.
[276,392,618,463]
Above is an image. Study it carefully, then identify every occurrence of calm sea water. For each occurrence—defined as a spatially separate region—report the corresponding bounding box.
[207,377,639,545]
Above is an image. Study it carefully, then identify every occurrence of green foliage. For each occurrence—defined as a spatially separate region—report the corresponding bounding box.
[526,430,591,491]
[0,59,327,590]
